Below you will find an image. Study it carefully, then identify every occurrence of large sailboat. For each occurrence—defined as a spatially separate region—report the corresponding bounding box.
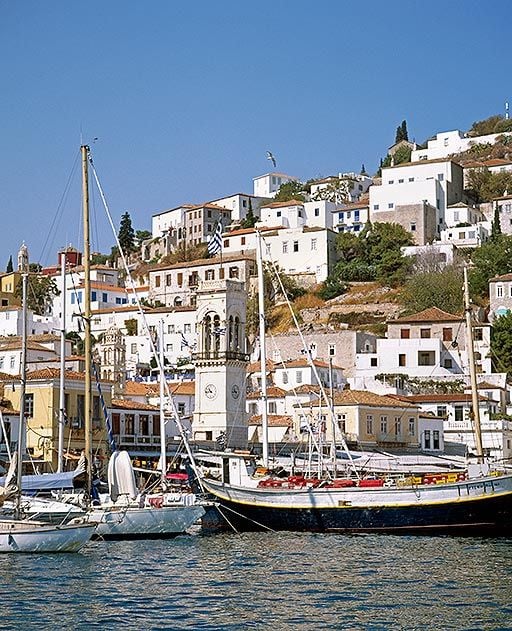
[64,145,206,539]
[200,239,512,534]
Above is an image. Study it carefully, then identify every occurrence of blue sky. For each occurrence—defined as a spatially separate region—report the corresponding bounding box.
[0,0,509,266]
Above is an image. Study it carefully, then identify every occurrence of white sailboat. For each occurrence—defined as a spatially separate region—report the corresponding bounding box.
[200,237,512,534]
[63,145,206,539]
[0,274,95,553]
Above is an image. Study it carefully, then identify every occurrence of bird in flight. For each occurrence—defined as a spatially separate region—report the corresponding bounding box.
[266,150,276,168]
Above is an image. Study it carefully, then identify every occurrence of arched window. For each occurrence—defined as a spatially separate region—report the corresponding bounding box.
[234,316,240,351]
[213,314,221,353]
[203,314,212,353]
[174,296,183,307]
[228,315,234,350]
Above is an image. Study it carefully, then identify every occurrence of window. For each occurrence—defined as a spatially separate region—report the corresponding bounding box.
[314,208,320,217]
[293,241,299,253]
[433,430,440,450]
[418,351,435,366]
[207,210,212,218]
[398,179,404,184]
[399,353,406,367]
[277,211,281,217]
[223,239,230,248]
[0,358,3,370]
[282,242,288,254]
[442,328,452,342]
[389,180,394,185]
[438,173,444,181]
[206,224,212,233]
[296,370,302,384]
[409,177,414,182]
[354,210,360,221]
[91,291,97,301]
[337,414,346,433]
[380,416,387,433]
[184,323,191,333]
[373,204,379,210]
[420,328,430,339]
[177,273,183,286]
[388,202,394,209]
[249,403,258,416]
[166,343,173,352]
[311,239,317,251]
[366,415,373,434]
[268,402,277,414]
[410,223,416,232]
[497,285,504,298]
[395,418,401,436]
[424,430,431,449]
[205,269,215,280]
[408,418,415,436]
[130,343,137,353]
[400,329,410,339]
[155,276,161,288]
[10,356,15,369]
[338,212,344,222]
[328,344,336,357]
[241,237,246,246]
[282,372,288,384]
[370,357,378,367]
[112,413,121,435]
[454,406,464,423]
[474,328,483,341]
[168,324,175,334]
[437,406,447,417]
[229,267,239,279]
[25,393,34,418]
[178,403,186,416]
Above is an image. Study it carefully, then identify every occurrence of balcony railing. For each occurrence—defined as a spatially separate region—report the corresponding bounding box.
[193,351,249,362]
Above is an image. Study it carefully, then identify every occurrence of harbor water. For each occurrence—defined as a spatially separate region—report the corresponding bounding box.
[2,532,511,630]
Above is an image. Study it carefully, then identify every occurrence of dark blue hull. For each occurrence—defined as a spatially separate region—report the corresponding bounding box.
[205,493,512,535]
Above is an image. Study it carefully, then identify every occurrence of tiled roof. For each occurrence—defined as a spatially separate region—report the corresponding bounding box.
[0,372,19,381]
[400,393,487,403]
[292,384,321,394]
[149,253,255,272]
[281,358,344,370]
[248,414,292,427]
[490,273,512,282]
[261,199,304,209]
[186,203,231,212]
[247,386,287,399]
[247,359,275,373]
[25,368,87,381]
[76,281,126,291]
[306,390,417,409]
[111,398,160,411]
[169,381,195,396]
[224,225,283,238]
[124,381,155,395]
[0,341,53,352]
[392,306,462,323]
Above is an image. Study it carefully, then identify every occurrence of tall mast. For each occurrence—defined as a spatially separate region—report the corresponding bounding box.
[57,250,66,472]
[15,272,28,518]
[256,231,269,467]
[81,145,93,496]
[159,319,167,486]
[463,266,484,463]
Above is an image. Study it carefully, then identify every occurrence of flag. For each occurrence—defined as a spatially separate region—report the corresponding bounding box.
[213,327,226,336]
[208,221,223,256]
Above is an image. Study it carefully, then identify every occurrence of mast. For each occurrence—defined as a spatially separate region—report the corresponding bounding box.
[82,145,93,497]
[256,231,269,467]
[463,266,484,463]
[15,273,28,517]
[159,319,167,486]
[57,250,66,472]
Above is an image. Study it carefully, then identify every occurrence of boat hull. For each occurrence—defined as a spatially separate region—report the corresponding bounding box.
[0,520,95,553]
[89,504,206,540]
[203,475,512,535]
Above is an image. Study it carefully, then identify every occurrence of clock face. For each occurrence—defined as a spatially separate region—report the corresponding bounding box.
[204,383,217,399]
[231,384,240,399]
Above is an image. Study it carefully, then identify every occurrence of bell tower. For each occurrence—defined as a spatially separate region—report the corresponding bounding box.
[193,279,248,449]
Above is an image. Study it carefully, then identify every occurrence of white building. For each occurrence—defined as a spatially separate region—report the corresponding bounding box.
[258,199,335,230]
[207,193,269,224]
[0,306,57,338]
[369,158,465,234]
[332,201,370,234]
[253,172,298,199]
[401,242,457,270]
[411,129,508,162]
[151,205,192,239]
[440,222,490,248]
[310,172,372,203]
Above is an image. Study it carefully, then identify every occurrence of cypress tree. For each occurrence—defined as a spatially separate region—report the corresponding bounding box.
[6,255,13,273]
[118,212,136,254]
[491,205,502,241]
[401,120,409,141]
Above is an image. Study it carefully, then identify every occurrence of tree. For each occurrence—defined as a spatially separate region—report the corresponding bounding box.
[118,212,136,254]
[395,120,408,143]
[312,178,350,204]
[399,264,464,314]
[241,198,257,228]
[273,180,306,202]
[135,229,152,245]
[6,256,13,273]
[490,312,512,376]
[468,114,505,137]
[491,205,502,241]
[15,275,59,315]
[466,167,512,202]
[469,234,512,298]
[360,164,367,176]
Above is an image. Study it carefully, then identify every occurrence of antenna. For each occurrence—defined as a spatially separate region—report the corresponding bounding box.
[506,101,509,120]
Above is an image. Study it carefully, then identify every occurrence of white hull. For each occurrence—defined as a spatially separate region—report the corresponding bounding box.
[89,503,206,539]
[0,496,85,524]
[0,520,95,553]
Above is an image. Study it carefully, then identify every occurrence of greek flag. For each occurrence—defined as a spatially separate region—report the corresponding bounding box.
[213,327,226,336]
[180,332,190,348]
[207,221,223,256]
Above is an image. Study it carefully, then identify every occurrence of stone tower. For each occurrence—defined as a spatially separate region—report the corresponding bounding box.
[17,242,29,272]
[193,279,248,449]
[99,324,126,396]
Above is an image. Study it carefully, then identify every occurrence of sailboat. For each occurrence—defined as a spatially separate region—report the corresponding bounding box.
[200,238,512,534]
[60,145,206,539]
[0,274,95,552]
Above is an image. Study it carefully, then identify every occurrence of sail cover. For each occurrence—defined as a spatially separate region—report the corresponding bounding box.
[108,450,138,502]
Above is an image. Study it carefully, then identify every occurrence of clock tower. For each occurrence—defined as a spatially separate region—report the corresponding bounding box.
[193,278,248,449]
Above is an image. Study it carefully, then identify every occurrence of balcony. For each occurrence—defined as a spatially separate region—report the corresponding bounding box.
[193,351,249,363]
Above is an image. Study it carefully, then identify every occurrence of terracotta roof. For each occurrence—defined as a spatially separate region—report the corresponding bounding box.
[281,358,344,370]
[76,281,126,291]
[306,390,417,409]
[336,201,370,210]
[124,380,196,397]
[111,398,159,411]
[224,225,283,238]
[0,334,59,344]
[124,381,155,396]
[0,372,19,381]
[25,368,87,381]
[490,273,512,282]
[293,384,321,394]
[476,381,504,390]
[494,194,512,201]
[248,414,292,427]
[169,381,195,396]
[149,253,255,272]
[247,359,275,374]
[247,386,287,399]
[400,393,487,403]
[186,203,232,212]
[261,199,304,209]
[392,306,462,324]
[0,341,54,352]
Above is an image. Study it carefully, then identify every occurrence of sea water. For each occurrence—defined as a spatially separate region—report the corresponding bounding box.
[2,533,511,630]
